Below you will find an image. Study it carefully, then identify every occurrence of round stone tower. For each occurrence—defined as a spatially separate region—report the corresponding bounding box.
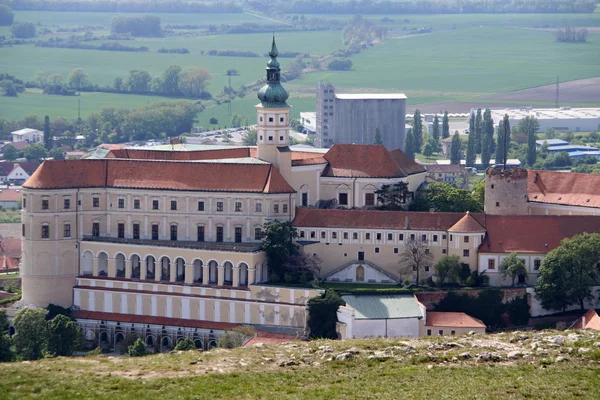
[484,166,529,215]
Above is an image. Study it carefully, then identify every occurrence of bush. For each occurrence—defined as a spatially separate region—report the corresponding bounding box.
[435,289,506,330]
[307,289,345,339]
[232,325,257,338]
[218,331,246,349]
[506,295,530,326]
[46,303,72,320]
[327,58,352,71]
[12,308,48,360]
[0,333,14,362]
[86,346,102,357]
[47,314,80,356]
[127,338,147,357]
[174,338,196,351]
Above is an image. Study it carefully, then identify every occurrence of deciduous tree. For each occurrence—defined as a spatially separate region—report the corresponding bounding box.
[404,128,416,159]
[43,115,52,150]
[519,116,540,166]
[260,220,299,282]
[450,131,461,165]
[23,143,48,161]
[13,308,48,360]
[399,237,433,285]
[160,65,182,95]
[67,68,89,90]
[375,182,410,210]
[412,110,423,151]
[126,70,152,93]
[0,4,14,26]
[499,253,527,287]
[475,108,483,154]
[179,67,212,98]
[47,314,80,356]
[373,126,383,145]
[434,255,462,286]
[432,114,440,144]
[3,145,17,161]
[442,111,450,139]
[466,127,476,168]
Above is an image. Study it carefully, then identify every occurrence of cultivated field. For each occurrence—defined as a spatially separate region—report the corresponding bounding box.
[0,330,599,399]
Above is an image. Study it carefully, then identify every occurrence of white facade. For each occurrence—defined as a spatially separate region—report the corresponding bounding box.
[337,305,423,339]
[490,108,600,133]
[11,128,42,143]
[478,253,544,286]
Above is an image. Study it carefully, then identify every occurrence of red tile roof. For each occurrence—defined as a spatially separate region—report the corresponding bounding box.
[109,147,253,161]
[293,208,485,231]
[3,141,30,151]
[292,156,327,166]
[572,309,600,331]
[322,144,425,178]
[17,161,40,176]
[0,189,22,202]
[24,159,295,193]
[425,311,486,328]
[479,215,600,253]
[0,255,18,271]
[528,170,600,208]
[448,212,486,233]
[0,162,39,177]
[0,238,21,259]
[425,164,466,174]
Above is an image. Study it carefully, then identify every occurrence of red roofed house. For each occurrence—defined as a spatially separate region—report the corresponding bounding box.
[424,311,486,336]
[572,309,600,331]
[0,161,39,184]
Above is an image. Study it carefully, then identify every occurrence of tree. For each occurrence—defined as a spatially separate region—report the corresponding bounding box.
[442,111,450,139]
[47,314,80,356]
[11,21,36,38]
[13,308,48,360]
[179,67,212,98]
[546,128,555,140]
[161,65,182,95]
[242,128,257,146]
[373,126,383,145]
[0,5,14,26]
[468,110,475,145]
[307,289,345,339]
[431,114,440,145]
[481,129,491,169]
[399,237,433,285]
[483,108,495,154]
[422,142,433,158]
[434,255,461,286]
[450,131,461,165]
[404,128,416,159]
[113,77,124,91]
[535,233,600,311]
[496,114,511,165]
[67,68,89,90]
[466,127,476,168]
[111,15,162,37]
[3,145,17,161]
[23,143,48,161]
[519,116,540,167]
[327,58,352,71]
[0,80,17,97]
[412,110,423,151]
[226,68,239,90]
[43,115,52,150]
[0,333,13,362]
[375,182,410,210]
[283,253,322,283]
[126,70,152,93]
[49,147,65,160]
[260,220,299,281]
[499,253,527,287]
[209,117,218,126]
[423,182,483,213]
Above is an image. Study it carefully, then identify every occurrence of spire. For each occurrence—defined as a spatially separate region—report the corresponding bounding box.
[257,33,289,108]
[269,33,278,58]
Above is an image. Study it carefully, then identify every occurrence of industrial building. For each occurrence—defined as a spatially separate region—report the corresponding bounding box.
[490,107,600,133]
[315,82,407,150]
[535,139,600,160]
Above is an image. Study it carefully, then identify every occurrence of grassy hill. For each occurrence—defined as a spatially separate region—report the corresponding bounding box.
[0,329,598,399]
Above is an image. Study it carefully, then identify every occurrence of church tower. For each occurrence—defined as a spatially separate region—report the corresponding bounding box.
[256,35,292,173]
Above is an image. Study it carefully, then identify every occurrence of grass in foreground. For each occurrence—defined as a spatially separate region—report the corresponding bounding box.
[0,330,599,399]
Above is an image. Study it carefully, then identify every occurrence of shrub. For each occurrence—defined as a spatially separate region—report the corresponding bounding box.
[47,314,80,356]
[232,325,257,338]
[218,331,246,348]
[86,346,102,357]
[174,338,196,351]
[327,58,352,71]
[12,308,48,360]
[506,295,530,326]
[307,289,345,339]
[0,333,13,362]
[127,338,147,357]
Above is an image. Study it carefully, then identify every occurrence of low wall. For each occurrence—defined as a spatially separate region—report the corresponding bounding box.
[415,288,527,310]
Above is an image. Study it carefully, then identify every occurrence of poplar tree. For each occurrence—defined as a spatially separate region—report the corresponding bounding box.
[373,126,383,145]
[483,108,495,155]
[412,110,423,151]
[404,128,416,159]
[43,115,52,150]
[481,132,491,169]
[466,128,476,167]
[450,131,461,165]
[496,114,511,165]
[442,111,450,139]
[475,108,483,154]
[520,116,540,166]
[432,114,440,144]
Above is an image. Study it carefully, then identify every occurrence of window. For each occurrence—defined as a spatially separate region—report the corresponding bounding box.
[198,201,205,211]
[268,117,273,122]
[439,330,444,336]
[374,247,380,254]
[217,201,223,212]
[235,227,242,243]
[376,233,382,241]
[274,204,279,213]
[170,200,177,211]
[134,199,140,209]
[64,223,71,238]
[42,199,49,210]
[488,259,495,270]
[234,201,242,212]
[332,232,337,240]
[366,233,371,240]
[310,231,316,239]
[268,136,273,141]
[412,265,417,271]
[41,225,49,239]
[387,233,393,241]
[338,193,348,206]
[496,202,500,207]
[93,197,99,208]
[442,234,447,240]
[170,225,178,241]
[197,226,205,242]
[433,235,438,242]
[300,231,305,238]
[442,249,447,254]
[450,235,453,241]
[451,330,456,335]
[343,232,349,240]
[394,248,398,254]
[133,223,140,240]
[23,198,26,208]
[421,234,427,241]
[321,231,326,239]
[358,251,365,261]
[302,193,308,207]
[152,224,159,240]
[425,249,430,254]
[255,227,262,240]
[64,199,70,209]
[463,249,470,257]
[92,222,100,237]
[399,233,404,241]
[216,226,224,242]
[410,234,415,241]
[365,193,375,206]
[118,199,125,209]
[118,223,124,239]
[22,224,25,236]
[464,236,470,243]
[491,184,495,189]
[255,202,262,212]
[534,259,541,270]
[424,265,430,272]
[152,200,159,210]
[280,117,284,122]
[280,136,284,141]
[427,329,432,336]
[353,232,358,240]
[283,204,288,213]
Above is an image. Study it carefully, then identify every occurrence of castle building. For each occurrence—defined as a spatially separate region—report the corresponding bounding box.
[315,82,407,150]
[19,39,600,348]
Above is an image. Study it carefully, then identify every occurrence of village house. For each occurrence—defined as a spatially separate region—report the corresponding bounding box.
[10,128,42,144]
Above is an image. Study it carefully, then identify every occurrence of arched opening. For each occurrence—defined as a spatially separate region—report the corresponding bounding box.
[255,263,262,284]
[175,258,185,282]
[85,329,95,341]
[194,339,204,349]
[356,265,365,282]
[146,256,156,280]
[115,253,126,278]
[223,262,233,285]
[262,264,269,282]
[99,331,110,345]
[209,261,218,284]
[97,252,108,277]
[239,263,249,287]
[131,255,141,279]
[145,335,155,347]
[81,251,93,275]
[161,336,172,351]
[299,184,310,207]
[208,340,218,350]
[160,257,171,281]
[114,332,125,347]
[193,259,203,283]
